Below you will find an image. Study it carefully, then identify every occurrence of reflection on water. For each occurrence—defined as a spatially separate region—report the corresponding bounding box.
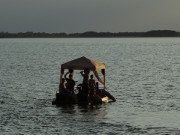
[1,38,180,134]
[57,104,108,119]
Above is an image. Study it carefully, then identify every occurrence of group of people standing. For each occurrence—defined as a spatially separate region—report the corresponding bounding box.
[57,69,116,104]
[59,69,97,98]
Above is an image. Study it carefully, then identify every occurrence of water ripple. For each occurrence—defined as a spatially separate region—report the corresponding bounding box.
[1,38,180,134]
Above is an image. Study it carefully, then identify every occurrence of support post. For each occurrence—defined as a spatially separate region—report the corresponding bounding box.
[101,69,105,89]
[60,68,64,83]
[69,69,74,78]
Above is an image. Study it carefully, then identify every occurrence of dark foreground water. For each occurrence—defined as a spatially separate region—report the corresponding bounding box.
[1,38,180,134]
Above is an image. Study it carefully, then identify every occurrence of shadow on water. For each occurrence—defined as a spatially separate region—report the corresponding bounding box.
[56,103,107,114]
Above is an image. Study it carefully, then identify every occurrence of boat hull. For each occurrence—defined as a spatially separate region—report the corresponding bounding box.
[52,92,107,106]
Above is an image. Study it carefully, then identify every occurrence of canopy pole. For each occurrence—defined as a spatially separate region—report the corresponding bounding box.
[104,70,105,89]
[101,69,105,89]
[69,69,74,78]
[60,69,64,83]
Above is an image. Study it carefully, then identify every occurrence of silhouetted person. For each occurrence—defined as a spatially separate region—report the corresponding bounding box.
[80,69,90,84]
[80,69,90,91]
[80,69,90,101]
[64,72,75,93]
[89,74,96,96]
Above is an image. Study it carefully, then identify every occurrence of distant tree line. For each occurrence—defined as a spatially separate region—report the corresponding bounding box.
[0,30,179,38]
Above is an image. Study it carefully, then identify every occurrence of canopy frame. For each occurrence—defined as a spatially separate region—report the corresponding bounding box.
[60,56,106,89]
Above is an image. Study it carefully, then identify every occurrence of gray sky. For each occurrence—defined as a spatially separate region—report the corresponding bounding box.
[1,0,180,33]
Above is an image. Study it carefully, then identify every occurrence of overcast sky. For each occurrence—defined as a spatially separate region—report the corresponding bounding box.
[1,0,180,33]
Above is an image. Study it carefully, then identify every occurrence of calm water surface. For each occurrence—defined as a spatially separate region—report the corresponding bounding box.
[1,38,180,134]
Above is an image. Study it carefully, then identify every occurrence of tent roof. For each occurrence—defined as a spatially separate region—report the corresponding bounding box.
[61,56,105,71]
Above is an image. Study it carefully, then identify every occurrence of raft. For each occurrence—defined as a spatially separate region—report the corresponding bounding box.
[52,92,108,105]
[52,56,116,106]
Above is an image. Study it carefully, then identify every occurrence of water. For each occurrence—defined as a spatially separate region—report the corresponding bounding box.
[1,38,180,134]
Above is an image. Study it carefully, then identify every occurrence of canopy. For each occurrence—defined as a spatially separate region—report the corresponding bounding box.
[60,56,106,89]
[61,56,105,71]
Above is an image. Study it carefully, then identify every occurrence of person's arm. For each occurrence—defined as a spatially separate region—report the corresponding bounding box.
[64,72,69,80]
[80,71,84,77]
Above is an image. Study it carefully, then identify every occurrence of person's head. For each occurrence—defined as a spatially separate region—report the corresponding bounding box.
[69,74,73,79]
[84,69,90,74]
[62,78,65,83]
[69,69,73,73]
[90,75,93,79]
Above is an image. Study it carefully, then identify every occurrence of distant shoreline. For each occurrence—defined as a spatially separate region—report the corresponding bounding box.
[0,30,180,38]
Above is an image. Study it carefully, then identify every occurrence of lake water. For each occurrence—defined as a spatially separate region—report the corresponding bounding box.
[1,38,180,134]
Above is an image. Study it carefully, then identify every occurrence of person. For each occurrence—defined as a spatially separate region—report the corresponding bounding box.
[64,72,75,93]
[96,82,105,97]
[80,69,90,92]
[89,81,102,104]
[80,69,90,84]
[89,74,96,95]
